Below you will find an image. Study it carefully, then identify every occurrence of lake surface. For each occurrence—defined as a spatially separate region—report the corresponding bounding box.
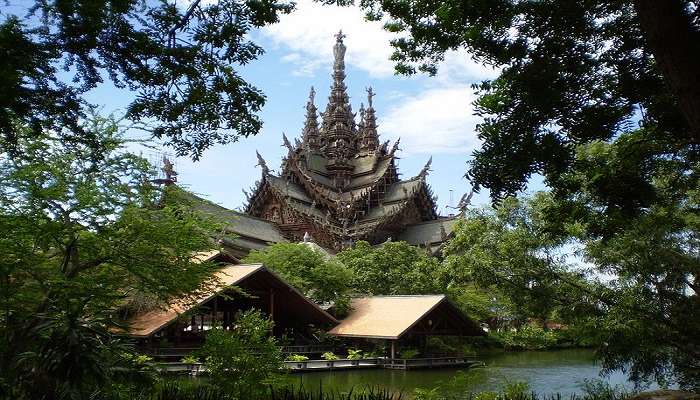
[292,349,635,397]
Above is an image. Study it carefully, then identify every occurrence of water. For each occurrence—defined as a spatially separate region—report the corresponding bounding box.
[291,349,634,397]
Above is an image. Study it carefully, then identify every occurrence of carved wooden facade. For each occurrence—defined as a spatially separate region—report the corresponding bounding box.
[245,32,439,251]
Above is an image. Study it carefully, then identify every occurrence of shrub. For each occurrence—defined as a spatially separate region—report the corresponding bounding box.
[347,349,364,360]
[399,348,420,359]
[286,354,309,362]
[322,352,339,361]
[197,310,285,399]
[180,355,199,364]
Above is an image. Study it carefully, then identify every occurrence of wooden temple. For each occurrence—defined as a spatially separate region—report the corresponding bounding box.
[243,32,457,252]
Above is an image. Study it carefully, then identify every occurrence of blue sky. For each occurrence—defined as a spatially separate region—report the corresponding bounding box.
[83,0,545,214]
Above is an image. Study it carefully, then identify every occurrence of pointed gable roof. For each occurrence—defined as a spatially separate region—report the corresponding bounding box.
[328,295,485,339]
[123,263,338,337]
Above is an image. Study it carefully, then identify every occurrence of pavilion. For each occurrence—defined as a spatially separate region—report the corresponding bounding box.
[121,256,337,356]
[120,251,485,364]
[328,295,485,359]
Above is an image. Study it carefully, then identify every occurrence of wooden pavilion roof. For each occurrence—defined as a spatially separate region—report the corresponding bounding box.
[122,263,337,338]
[328,295,485,340]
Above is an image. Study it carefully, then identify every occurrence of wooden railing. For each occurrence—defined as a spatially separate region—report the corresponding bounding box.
[284,358,381,371]
[280,345,335,355]
[382,356,476,370]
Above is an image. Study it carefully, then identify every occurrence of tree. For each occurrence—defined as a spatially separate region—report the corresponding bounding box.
[199,310,285,399]
[355,0,698,200]
[545,138,700,388]
[443,195,595,329]
[1,0,293,159]
[336,241,443,295]
[243,243,352,309]
[351,0,700,387]
[446,188,700,388]
[0,116,223,398]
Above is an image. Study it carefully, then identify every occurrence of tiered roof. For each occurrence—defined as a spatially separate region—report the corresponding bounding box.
[245,32,440,250]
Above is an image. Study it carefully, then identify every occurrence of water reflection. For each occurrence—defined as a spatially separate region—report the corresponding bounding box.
[293,349,633,397]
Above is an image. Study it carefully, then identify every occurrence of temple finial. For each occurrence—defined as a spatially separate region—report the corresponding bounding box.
[333,30,347,75]
[309,86,316,104]
[367,87,375,108]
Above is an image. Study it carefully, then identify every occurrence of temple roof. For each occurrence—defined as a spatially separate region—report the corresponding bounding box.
[244,32,439,250]
[398,218,459,246]
[169,187,286,257]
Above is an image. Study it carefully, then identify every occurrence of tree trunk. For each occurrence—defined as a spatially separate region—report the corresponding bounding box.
[633,0,700,143]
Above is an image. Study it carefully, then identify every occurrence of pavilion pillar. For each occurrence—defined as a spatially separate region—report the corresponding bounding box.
[390,340,396,360]
[213,298,218,328]
[269,289,275,321]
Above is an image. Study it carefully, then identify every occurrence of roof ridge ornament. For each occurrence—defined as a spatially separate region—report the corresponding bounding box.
[255,150,270,175]
[390,138,401,155]
[418,156,432,179]
[282,132,294,153]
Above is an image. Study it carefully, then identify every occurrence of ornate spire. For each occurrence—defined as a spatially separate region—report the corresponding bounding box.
[359,86,379,152]
[302,86,320,150]
[321,31,356,161]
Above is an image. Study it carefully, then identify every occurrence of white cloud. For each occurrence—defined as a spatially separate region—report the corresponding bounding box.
[380,85,482,155]
[262,0,499,82]
[261,0,397,77]
[260,0,500,156]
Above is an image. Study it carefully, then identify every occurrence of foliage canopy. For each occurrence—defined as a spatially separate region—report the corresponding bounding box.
[0,116,223,398]
[1,0,293,159]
